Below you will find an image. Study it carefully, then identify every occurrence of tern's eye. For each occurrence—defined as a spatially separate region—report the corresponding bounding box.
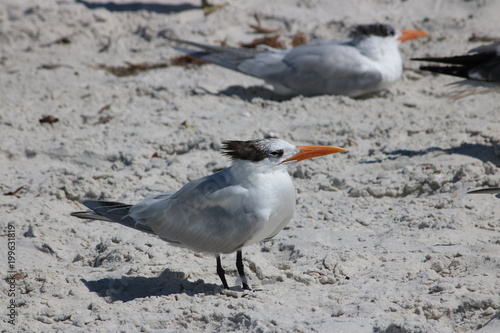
[270,149,284,157]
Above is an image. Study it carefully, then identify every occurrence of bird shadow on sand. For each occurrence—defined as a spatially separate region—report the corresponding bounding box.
[75,0,199,13]
[361,142,500,166]
[210,85,294,102]
[203,85,388,102]
[81,269,220,302]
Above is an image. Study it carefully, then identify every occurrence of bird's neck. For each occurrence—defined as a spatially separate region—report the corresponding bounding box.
[356,36,403,84]
[229,160,289,183]
[355,36,397,58]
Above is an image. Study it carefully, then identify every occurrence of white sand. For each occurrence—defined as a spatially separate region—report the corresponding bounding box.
[1,0,499,332]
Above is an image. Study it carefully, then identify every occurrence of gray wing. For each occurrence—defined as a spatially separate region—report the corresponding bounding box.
[260,41,383,96]
[129,169,265,254]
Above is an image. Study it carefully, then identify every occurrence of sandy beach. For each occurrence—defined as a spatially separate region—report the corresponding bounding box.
[1,0,499,332]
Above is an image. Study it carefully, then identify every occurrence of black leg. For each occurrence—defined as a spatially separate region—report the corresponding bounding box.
[236,250,251,290]
[216,255,229,289]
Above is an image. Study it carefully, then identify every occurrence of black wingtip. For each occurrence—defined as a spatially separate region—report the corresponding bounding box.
[412,52,496,66]
[70,210,109,221]
[418,65,470,79]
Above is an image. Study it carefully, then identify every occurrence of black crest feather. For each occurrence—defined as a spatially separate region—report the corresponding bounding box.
[221,140,268,162]
[350,24,395,39]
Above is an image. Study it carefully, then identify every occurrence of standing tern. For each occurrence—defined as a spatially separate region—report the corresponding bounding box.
[413,42,500,83]
[71,139,346,290]
[170,24,428,97]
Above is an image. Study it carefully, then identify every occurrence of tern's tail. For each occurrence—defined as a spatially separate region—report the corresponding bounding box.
[71,200,155,235]
[170,38,262,76]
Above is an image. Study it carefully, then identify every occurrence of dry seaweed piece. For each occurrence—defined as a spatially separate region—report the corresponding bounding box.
[54,37,71,44]
[39,115,59,124]
[202,0,226,15]
[171,55,207,66]
[419,163,436,170]
[97,104,112,114]
[291,31,308,47]
[4,186,24,198]
[468,33,500,42]
[239,35,285,49]
[40,36,71,47]
[249,13,280,34]
[95,115,114,124]
[98,61,169,77]
[180,120,193,128]
[38,63,72,70]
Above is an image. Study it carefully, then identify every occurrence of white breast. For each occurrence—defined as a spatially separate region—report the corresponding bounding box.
[239,167,296,247]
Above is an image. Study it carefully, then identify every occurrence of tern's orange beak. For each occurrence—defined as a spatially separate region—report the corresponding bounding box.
[282,145,347,163]
[397,29,429,42]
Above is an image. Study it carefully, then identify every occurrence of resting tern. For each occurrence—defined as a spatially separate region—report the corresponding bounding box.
[71,139,346,290]
[170,24,428,97]
[413,42,500,83]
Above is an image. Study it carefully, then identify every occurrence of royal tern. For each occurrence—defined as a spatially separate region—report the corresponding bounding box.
[71,139,346,290]
[413,42,500,83]
[170,24,428,97]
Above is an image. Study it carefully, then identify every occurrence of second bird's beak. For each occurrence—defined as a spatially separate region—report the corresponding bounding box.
[282,145,347,163]
[397,29,429,42]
